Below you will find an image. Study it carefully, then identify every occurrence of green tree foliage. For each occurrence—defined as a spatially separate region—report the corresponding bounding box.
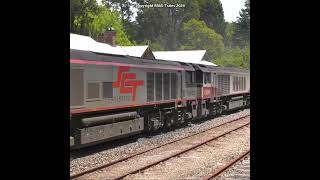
[214,46,250,69]
[70,0,133,45]
[88,6,134,45]
[70,0,99,35]
[70,0,82,32]
[233,0,250,47]
[180,19,224,59]
[181,0,200,23]
[139,39,165,51]
[70,0,249,70]
[224,22,235,47]
[135,0,200,50]
[102,0,136,21]
[216,0,250,69]
[197,0,225,36]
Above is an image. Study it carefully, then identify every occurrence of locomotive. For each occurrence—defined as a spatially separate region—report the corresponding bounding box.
[70,44,250,149]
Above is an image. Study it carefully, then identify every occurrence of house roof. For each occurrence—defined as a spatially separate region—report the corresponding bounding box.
[70,34,217,66]
[197,60,217,66]
[70,33,97,51]
[70,33,127,56]
[153,50,217,66]
[119,46,149,57]
[70,34,153,57]
[97,43,127,56]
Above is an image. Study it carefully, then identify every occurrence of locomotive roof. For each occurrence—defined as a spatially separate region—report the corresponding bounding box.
[206,65,250,74]
[70,49,249,74]
[70,49,183,68]
[193,64,210,72]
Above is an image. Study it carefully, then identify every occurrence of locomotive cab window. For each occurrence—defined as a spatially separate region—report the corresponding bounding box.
[185,71,194,84]
[196,71,203,84]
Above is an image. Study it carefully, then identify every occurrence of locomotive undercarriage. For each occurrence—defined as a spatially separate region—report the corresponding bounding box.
[70,94,250,149]
[143,105,186,132]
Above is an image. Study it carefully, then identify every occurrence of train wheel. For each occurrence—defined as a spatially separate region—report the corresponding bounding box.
[145,112,155,132]
[217,106,223,115]
[145,111,162,132]
[164,112,174,128]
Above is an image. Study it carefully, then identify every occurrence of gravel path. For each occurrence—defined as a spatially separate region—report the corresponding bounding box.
[70,109,250,175]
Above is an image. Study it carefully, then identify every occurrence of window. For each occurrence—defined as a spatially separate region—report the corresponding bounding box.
[186,71,193,84]
[212,75,215,87]
[204,73,211,84]
[87,82,101,100]
[103,82,113,98]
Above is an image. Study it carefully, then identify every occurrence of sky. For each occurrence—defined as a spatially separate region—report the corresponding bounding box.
[220,0,246,22]
[97,0,246,23]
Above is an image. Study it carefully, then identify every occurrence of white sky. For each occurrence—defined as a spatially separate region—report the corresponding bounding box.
[220,0,246,22]
[96,0,246,22]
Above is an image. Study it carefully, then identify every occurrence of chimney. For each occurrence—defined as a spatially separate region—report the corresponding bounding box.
[96,28,116,46]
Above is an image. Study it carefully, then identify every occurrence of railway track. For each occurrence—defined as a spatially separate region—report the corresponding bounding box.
[70,115,250,179]
[202,150,250,180]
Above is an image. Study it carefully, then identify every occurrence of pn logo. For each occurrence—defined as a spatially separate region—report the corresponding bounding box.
[112,66,144,101]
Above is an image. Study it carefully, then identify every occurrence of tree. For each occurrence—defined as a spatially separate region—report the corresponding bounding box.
[70,0,133,45]
[88,6,134,45]
[180,19,224,60]
[102,0,136,21]
[70,0,82,32]
[224,22,236,47]
[213,46,250,69]
[71,0,99,35]
[134,0,200,50]
[233,0,250,47]
[197,0,226,36]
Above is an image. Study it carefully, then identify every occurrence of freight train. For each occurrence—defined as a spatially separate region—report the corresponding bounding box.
[70,49,250,149]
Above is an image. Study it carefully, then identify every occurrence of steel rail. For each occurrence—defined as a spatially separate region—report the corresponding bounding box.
[202,150,250,180]
[112,122,250,180]
[71,114,250,179]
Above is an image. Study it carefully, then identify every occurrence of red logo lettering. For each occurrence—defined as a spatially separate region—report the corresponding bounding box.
[112,66,144,101]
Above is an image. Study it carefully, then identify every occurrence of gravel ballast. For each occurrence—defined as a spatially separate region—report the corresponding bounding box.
[70,109,250,175]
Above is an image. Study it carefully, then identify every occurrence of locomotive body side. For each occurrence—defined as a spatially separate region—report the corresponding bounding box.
[212,67,250,111]
[70,49,185,149]
[70,49,250,149]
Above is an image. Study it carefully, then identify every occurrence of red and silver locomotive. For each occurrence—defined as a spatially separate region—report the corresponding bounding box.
[70,44,250,149]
